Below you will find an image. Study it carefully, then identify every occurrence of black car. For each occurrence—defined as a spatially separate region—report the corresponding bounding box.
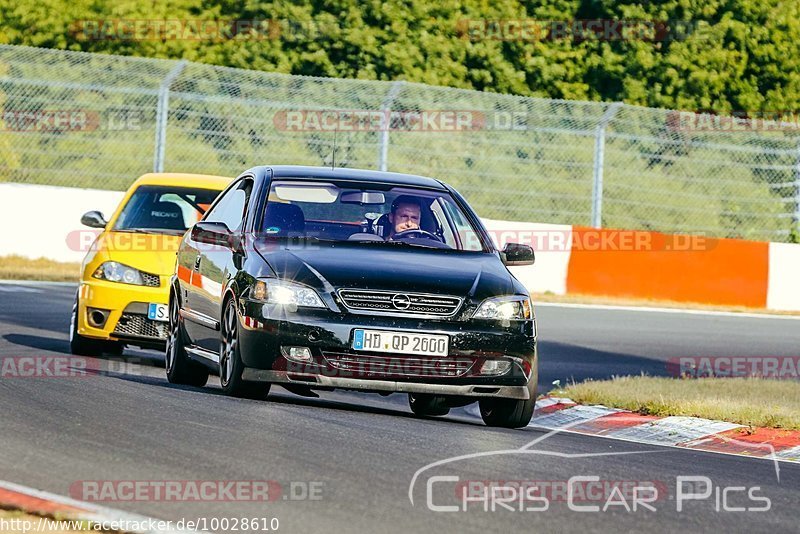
[167,166,538,428]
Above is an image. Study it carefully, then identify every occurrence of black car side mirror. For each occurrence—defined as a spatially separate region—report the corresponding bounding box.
[81,211,108,229]
[192,221,235,248]
[501,243,535,266]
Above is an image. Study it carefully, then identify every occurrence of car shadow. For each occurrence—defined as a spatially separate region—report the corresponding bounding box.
[5,332,672,399]
[105,372,225,394]
[103,339,674,428]
[3,333,70,353]
[2,334,166,373]
[538,340,672,387]
[107,371,489,427]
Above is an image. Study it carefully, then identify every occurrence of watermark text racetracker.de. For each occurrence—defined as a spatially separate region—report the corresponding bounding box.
[0,517,281,533]
[456,19,710,42]
[668,356,800,379]
[425,476,770,513]
[65,230,326,254]
[68,479,324,502]
[479,228,712,253]
[0,356,150,379]
[64,228,714,253]
[666,110,800,133]
[273,110,484,132]
[2,109,144,133]
[70,18,348,42]
[69,18,709,43]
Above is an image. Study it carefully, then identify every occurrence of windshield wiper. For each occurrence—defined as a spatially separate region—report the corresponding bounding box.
[353,239,440,249]
[259,235,337,244]
[116,228,186,235]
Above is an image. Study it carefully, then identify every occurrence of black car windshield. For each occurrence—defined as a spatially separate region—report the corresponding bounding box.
[114,185,222,234]
[260,180,486,251]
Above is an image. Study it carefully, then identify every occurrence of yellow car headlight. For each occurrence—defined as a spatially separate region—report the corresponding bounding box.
[92,261,145,285]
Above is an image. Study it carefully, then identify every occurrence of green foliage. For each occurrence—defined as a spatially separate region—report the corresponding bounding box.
[1,0,799,110]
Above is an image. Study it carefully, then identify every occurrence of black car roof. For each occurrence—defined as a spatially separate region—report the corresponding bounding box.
[255,165,448,191]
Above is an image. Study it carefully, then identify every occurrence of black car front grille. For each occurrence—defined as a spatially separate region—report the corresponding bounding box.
[322,351,474,378]
[113,313,168,340]
[337,289,461,317]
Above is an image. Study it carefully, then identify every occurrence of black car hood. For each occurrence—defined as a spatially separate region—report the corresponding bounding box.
[254,240,515,300]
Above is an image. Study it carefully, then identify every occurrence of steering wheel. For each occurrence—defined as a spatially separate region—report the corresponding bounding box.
[391,229,443,242]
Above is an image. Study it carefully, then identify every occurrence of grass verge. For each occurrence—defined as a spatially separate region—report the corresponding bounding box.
[553,376,800,430]
[0,255,79,282]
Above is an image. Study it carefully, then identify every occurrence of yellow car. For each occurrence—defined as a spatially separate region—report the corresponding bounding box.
[70,173,231,356]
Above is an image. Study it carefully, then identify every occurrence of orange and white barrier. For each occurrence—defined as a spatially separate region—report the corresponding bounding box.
[767,243,800,311]
[480,219,800,312]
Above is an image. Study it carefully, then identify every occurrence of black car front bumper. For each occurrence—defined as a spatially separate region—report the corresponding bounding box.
[237,298,537,400]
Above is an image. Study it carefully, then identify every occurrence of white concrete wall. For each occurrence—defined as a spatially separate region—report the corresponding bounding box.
[0,183,124,263]
[767,242,800,311]
[480,218,572,295]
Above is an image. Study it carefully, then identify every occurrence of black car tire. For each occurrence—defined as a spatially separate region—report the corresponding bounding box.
[165,293,209,387]
[219,298,270,400]
[70,294,123,357]
[408,393,450,417]
[478,379,537,429]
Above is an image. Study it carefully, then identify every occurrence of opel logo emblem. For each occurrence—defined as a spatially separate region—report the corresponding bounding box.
[392,294,411,310]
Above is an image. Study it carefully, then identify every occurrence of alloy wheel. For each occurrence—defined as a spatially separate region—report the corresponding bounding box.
[165,297,179,373]
[220,303,237,386]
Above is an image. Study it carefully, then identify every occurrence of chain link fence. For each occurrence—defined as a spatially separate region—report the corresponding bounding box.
[1,44,798,242]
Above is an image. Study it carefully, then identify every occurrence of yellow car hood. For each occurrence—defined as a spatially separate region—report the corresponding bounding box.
[98,232,184,276]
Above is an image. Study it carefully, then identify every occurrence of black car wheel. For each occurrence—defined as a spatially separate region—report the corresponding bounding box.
[479,379,537,429]
[219,298,270,400]
[69,293,122,357]
[408,393,450,417]
[165,293,209,387]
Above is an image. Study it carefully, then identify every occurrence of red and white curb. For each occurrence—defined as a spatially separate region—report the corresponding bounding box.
[0,480,199,534]
[526,397,800,463]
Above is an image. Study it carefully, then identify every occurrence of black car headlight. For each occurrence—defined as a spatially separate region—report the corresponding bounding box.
[473,296,532,320]
[252,279,325,308]
[92,261,145,285]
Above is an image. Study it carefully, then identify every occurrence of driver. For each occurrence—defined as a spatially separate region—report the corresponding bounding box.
[387,195,422,239]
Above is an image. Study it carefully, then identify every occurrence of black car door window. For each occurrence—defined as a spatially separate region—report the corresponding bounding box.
[204,179,252,231]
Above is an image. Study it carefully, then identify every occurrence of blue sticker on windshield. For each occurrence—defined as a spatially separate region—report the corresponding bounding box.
[265,227,281,234]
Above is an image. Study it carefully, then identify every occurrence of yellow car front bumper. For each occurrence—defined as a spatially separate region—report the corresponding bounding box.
[77,278,170,347]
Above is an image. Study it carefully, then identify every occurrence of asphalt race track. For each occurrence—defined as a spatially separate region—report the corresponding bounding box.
[0,282,798,533]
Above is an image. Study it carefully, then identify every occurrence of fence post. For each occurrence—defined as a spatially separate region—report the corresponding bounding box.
[153,60,188,173]
[591,102,623,228]
[794,141,800,240]
[377,80,405,172]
